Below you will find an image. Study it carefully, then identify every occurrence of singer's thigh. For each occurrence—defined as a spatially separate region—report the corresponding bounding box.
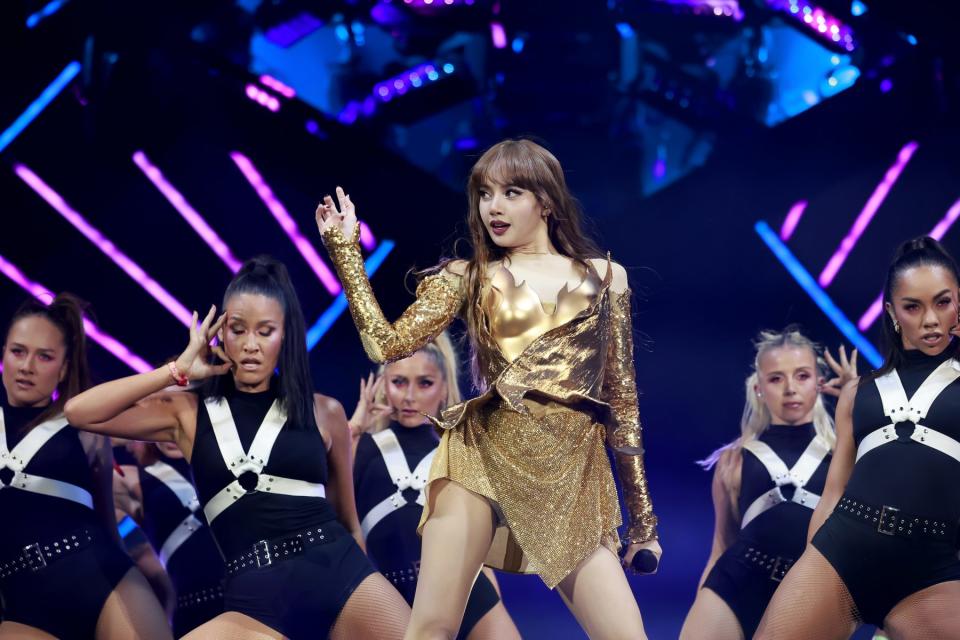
[556,545,647,640]
[883,580,960,640]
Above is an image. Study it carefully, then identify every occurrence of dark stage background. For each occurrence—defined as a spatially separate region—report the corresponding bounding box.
[3,0,959,637]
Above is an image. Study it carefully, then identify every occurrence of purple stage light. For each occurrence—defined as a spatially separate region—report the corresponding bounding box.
[229,152,341,295]
[133,151,242,273]
[14,164,194,327]
[819,141,918,287]
[490,22,507,49]
[0,253,152,373]
[771,0,856,51]
[880,78,893,93]
[345,61,454,122]
[259,75,296,98]
[780,200,808,241]
[857,195,960,331]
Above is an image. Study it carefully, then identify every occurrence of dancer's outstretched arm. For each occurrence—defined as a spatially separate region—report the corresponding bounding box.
[316,187,463,364]
[65,306,230,455]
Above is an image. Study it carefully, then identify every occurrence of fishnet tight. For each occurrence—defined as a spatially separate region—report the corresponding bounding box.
[754,546,860,640]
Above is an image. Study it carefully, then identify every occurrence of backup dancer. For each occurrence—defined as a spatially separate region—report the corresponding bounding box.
[757,237,960,639]
[317,138,660,639]
[65,257,411,639]
[680,328,857,639]
[351,332,520,639]
[0,294,169,639]
[113,437,226,637]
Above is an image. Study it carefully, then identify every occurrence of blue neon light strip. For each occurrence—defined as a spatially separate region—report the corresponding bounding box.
[0,61,81,153]
[26,0,69,28]
[117,515,138,539]
[755,220,882,367]
[306,240,395,350]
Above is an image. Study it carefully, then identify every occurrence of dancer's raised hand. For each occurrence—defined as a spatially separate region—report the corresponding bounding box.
[822,345,858,397]
[173,305,233,381]
[348,373,391,440]
[315,186,357,240]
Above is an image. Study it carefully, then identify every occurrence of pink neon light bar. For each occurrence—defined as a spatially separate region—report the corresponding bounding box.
[0,253,151,373]
[245,84,280,112]
[818,141,919,288]
[780,200,808,241]
[490,22,507,49]
[259,75,296,98]
[858,196,960,331]
[359,221,376,251]
[229,152,341,295]
[14,163,194,327]
[133,151,243,273]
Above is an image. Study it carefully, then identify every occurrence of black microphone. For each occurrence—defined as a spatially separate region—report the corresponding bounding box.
[619,545,659,574]
[631,549,659,574]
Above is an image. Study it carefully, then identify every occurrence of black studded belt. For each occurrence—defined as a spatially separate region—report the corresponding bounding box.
[224,525,332,576]
[177,584,224,610]
[836,496,958,542]
[380,560,420,588]
[0,529,95,580]
[735,545,795,582]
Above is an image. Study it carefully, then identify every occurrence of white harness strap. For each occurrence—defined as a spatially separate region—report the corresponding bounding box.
[202,398,326,524]
[0,409,94,509]
[857,359,960,463]
[740,435,830,529]
[359,430,435,538]
[143,461,204,567]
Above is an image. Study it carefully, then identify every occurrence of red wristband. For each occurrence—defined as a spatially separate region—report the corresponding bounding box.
[167,361,189,387]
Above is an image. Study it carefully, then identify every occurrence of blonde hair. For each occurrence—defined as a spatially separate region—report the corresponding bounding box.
[699,327,836,471]
[371,331,462,432]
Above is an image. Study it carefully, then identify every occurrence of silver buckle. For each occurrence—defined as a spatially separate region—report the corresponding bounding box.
[878,505,899,536]
[22,543,46,571]
[253,540,272,568]
[770,556,787,582]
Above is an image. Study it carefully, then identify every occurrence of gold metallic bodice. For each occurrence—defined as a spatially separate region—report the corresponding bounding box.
[482,264,602,362]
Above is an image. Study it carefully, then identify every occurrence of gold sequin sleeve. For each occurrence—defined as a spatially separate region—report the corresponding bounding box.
[321,224,464,363]
[604,290,659,543]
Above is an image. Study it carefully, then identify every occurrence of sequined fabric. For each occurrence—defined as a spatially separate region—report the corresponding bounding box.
[321,227,658,586]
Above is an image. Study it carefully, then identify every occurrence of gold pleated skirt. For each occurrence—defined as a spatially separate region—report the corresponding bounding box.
[419,397,622,589]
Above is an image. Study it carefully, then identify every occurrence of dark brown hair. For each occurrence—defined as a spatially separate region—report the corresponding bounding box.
[5,293,92,426]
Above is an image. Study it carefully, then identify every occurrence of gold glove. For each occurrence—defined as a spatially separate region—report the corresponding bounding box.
[605,290,658,543]
[321,225,464,363]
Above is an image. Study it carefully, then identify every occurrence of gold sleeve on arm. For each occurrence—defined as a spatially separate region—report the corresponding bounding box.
[321,225,464,363]
[604,290,658,543]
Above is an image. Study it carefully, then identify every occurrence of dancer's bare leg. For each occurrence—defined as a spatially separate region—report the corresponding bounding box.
[0,622,58,639]
[96,567,173,640]
[556,546,647,640]
[404,479,495,640]
[679,588,744,640]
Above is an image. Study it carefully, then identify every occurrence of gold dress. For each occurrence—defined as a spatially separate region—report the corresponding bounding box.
[323,225,658,588]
